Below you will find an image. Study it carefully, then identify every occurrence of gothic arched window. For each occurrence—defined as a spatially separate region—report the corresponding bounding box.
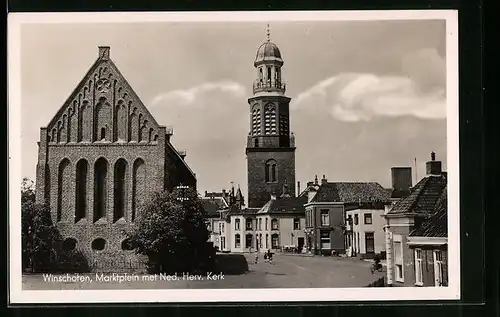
[113,159,128,222]
[93,157,108,222]
[57,158,71,222]
[75,159,88,222]
[265,159,277,183]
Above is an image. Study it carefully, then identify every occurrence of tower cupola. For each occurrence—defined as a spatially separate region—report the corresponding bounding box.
[253,25,286,95]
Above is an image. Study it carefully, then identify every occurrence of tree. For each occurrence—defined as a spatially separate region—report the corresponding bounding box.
[21,177,89,273]
[21,178,62,272]
[128,187,212,274]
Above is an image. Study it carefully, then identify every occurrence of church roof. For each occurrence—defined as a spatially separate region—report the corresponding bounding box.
[310,182,391,204]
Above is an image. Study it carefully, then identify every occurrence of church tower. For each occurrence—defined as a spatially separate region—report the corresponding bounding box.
[246,27,296,208]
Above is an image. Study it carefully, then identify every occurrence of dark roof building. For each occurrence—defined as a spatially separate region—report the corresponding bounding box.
[257,195,307,215]
[386,172,447,217]
[311,181,391,204]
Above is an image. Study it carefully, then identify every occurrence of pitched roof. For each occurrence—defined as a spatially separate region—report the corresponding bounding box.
[201,199,222,218]
[387,174,447,216]
[410,185,447,237]
[310,182,391,204]
[258,195,307,215]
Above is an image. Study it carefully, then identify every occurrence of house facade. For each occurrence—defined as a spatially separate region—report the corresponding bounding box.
[345,207,386,258]
[304,175,391,256]
[34,46,196,271]
[383,152,448,287]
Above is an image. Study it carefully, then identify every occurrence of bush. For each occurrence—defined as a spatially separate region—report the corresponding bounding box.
[55,249,90,273]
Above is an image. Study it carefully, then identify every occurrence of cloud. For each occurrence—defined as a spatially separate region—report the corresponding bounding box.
[151,81,246,108]
[292,48,446,122]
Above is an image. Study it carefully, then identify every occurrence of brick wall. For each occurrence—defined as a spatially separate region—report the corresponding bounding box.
[247,149,295,208]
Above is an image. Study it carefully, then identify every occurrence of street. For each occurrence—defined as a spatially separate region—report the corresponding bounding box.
[22,253,385,290]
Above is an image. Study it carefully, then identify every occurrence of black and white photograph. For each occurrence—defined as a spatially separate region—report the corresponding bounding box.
[8,11,459,303]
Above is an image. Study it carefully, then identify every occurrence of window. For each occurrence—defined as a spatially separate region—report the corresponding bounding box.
[235,234,241,248]
[293,218,300,230]
[271,234,279,249]
[62,238,77,251]
[320,231,331,249]
[320,210,329,226]
[364,213,373,225]
[265,234,269,248]
[218,223,222,234]
[91,238,106,251]
[415,249,423,286]
[394,239,404,282]
[100,127,106,140]
[267,66,272,82]
[254,138,259,147]
[121,238,135,251]
[271,218,279,230]
[222,223,225,233]
[245,234,253,248]
[265,218,269,230]
[433,250,445,286]
[235,219,240,231]
[258,218,262,231]
[354,214,359,225]
[265,159,277,182]
[246,218,253,230]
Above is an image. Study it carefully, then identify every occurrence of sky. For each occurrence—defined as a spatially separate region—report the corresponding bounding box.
[19,19,447,201]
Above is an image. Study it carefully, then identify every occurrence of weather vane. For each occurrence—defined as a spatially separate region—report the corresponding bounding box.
[266,24,270,42]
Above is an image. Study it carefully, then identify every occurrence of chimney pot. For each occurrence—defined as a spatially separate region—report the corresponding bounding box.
[431,151,436,161]
[314,175,318,185]
[297,181,301,196]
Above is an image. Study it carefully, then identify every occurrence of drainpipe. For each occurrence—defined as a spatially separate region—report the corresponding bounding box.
[384,224,394,286]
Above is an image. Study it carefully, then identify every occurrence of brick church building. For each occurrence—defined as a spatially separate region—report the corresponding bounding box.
[35,46,196,270]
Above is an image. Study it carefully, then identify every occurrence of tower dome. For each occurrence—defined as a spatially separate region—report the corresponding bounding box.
[254,41,283,66]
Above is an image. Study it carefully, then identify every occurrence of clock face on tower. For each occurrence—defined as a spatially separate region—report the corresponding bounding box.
[96,78,111,93]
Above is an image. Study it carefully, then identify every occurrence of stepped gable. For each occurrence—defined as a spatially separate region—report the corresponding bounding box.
[45,46,162,144]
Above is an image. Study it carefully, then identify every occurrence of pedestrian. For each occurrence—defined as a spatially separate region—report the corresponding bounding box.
[254,251,259,264]
[267,249,273,264]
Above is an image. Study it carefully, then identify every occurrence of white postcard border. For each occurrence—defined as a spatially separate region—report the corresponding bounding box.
[8,10,460,304]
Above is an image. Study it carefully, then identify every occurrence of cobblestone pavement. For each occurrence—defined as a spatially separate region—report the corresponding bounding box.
[22,253,385,290]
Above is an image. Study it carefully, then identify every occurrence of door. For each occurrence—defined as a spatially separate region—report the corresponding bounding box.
[365,232,375,254]
[297,237,305,252]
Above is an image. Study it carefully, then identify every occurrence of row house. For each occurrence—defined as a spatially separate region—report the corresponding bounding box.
[304,175,391,256]
[383,152,448,287]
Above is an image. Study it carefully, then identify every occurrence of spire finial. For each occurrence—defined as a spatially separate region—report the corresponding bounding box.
[266,24,270,42]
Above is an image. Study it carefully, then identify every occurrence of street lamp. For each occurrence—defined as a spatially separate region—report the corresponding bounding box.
[175,185,191,202]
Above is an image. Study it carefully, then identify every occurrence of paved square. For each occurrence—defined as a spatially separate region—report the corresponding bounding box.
[22,254,385,290]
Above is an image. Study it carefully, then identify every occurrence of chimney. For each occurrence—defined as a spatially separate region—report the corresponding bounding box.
[98,46,110,60]
[314,175,318,185]
[204,190,208,197]
[321,175,328,185]
[426,151,442,176]
[391,167,412,192]
[297,181,301,196]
